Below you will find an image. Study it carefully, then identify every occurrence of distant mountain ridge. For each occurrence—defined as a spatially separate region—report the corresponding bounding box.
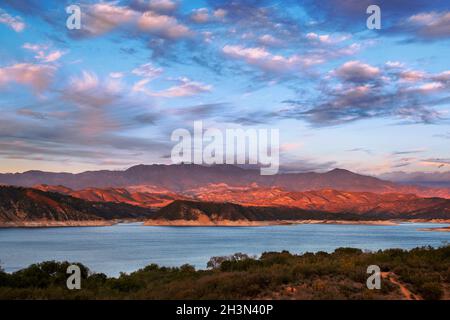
[1,164,448,198]
[379,171,450,188]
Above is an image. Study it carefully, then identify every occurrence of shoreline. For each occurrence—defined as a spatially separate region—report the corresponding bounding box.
[418,226,450,232]
[0,219,143,229]
[1,219,449,228]
[143,218,450,227]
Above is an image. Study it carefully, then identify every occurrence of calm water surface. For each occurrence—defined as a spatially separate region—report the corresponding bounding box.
[0,222,448,276]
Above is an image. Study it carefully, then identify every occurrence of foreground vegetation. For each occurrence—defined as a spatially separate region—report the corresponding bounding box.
[0,246,449,300]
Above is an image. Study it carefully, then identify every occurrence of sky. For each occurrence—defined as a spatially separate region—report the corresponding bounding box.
[0,0,449,176]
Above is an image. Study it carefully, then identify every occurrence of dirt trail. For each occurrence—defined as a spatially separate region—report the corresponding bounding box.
[381,272,422,300]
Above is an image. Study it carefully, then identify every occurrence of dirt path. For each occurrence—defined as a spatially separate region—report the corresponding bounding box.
[381,272,422,300]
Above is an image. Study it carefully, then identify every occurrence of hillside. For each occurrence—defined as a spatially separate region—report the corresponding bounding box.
[190,186,450,215]
[34,184,183,208]
[0,186,155,227]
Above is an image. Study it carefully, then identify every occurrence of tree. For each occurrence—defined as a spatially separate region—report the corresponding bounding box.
[207,253,251,269]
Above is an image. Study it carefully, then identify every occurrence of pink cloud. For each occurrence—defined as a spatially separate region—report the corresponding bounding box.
[191,8,209,23]
[399,70,426,82]
[190,7,227,24]
[132,63,163,79]
[305,32,349,44]
[133,77,211,97]
[138,11,191,39]
[334,61,380,83]
[83,3,137,36]
[0,63,55,92]
[23,43,66,63]
[148,0,178,12]
[222,45,324,73]
[406,11,450,38]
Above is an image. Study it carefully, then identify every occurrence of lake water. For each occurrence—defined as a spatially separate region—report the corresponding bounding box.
[0,222,449,277]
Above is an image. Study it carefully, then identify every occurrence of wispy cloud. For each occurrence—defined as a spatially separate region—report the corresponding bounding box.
[133,77,212,97]
[23,43,66,63]
[132,63,163,78]
[222,45,324,74]
[0,8,25,32]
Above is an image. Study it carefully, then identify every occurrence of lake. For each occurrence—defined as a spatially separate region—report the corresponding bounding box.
[0,222,449,277]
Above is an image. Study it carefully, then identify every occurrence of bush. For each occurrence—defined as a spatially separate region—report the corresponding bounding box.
[334,248,363,256]
[207,253,252,270]
[418,282,443,300]
[179,264,195,273]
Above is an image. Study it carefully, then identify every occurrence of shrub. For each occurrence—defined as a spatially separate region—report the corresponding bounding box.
[207,253,252,270]
[418,282,443,300]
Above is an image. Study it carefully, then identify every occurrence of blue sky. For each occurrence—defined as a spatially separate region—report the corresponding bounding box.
[0,0,449,175]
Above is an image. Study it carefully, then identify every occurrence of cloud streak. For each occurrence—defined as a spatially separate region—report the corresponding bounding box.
[0,8,25,32]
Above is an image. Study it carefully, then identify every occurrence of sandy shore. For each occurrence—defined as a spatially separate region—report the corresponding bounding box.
[144,218,450,227]
[0,219,141,228]
[418,226,450,232]
[144,219,413,227]
[144,219,286,227]
[2,219,448,228]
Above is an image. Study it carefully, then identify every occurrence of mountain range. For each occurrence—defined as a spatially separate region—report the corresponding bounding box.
[0,164,449,226]
[1,164,449,198]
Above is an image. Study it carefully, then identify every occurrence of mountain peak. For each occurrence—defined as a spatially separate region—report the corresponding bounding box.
[327,168,354,174]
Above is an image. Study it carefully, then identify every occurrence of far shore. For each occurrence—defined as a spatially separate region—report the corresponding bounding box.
[0,219,143,228]
[143,218,450,227]
[1,219,449,228]
[418,226,450,232]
